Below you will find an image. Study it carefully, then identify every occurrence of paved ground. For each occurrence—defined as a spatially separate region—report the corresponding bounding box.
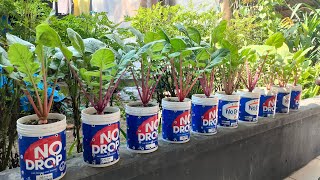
[285,155,320,180]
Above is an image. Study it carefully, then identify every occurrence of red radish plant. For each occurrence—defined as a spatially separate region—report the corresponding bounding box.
[3,24,67,124]
[198,20,230,97]
[130,30,170,106]
[218,39,244,95]
[64,28,134,114]
[168,24,226,101]
[198,48,230,97]
[239,45,274,92]
[262,32,289,90]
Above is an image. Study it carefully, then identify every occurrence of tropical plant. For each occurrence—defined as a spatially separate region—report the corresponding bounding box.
[282,4,320,63]
[197,21,230,97]
[0,68,21,170]
[239,45,273,92]
[126,2,221,40]
[0,0,52,42]
[1,24,66,124]
[50,12,124,46]
[260,32,285,89]
[64,28,134,115]
[165,24,222,101]
[130,30,169,106]
[299,62,320,99]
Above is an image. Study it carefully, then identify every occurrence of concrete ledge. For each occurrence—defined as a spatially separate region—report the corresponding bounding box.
[2,97,320,180]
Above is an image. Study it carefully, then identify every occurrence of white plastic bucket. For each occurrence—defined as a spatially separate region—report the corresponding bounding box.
[215,91,240,128]
[162,97,191,143]
[17,113,67,180]
[288,84,302,110]
[273,86,291,114]
[191,94,218,135]
[237,90,260,123]
[125,102,160,153]
[253,87,278,118]
[81,107,120,167]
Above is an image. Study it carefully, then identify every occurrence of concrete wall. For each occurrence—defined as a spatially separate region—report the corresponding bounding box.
[1,97,320,180]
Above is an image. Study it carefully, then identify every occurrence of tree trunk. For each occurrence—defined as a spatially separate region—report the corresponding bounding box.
[220,0,232,21]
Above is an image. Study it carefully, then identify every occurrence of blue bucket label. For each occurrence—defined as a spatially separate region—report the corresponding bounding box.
[126,114,159,151]
[191,104,218,134]
[276,92,291,113]
[82,122,120,166]
[239,97,259,122]
[290,90,301,110]
[162,109,190,142]
[218,100,239,127]
[258,95,276,117]
[18,130,67,180]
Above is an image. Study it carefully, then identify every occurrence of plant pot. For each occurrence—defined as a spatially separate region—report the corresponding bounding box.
[288,84,302,110]
[274,86,291,114]
[253,87,278,118]
[191,94,218,135]
[215,92,240,128]
[237,90,260,123]
[125,102,159,153]
[162,97,191,143]
[81,107,120,167]
[17,113,67,180]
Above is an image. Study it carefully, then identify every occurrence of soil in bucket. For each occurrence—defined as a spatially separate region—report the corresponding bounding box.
[23,118,60,125]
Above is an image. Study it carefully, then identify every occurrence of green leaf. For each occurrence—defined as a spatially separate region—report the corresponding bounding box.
[144,32,163,43]
[175,23,188,35]
[129,27,144,43]
[60,46,73,61]
[8,43,40,83]
[79,68,91,83]
[168,52,181,58]
[196,49,210,61]
[83,38,106,53]
[6,34,35,50]
[293,47,314,64]
[157,28,170,42]
[170,38,187,51]
[90,48,115,70]
[0,46,11,67]
[187,27,201,44]
[151,41,166,52]
[210,48,230,66]
[36,24,62,48]
[211,20,227,45]
[67,28,85,55]
[265,32,285,48]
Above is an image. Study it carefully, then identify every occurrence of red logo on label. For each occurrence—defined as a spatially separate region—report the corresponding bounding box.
[172,111,190,127]
[172,111,190,134]
[263,96,275,107]
[24,135,61,162]
[295,92,301,102]
[202,107,217,126]
[91,124,119,146]
[137,115,159,135]
[202,107,217,121]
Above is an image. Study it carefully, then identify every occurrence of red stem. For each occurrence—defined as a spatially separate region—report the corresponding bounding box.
[23,89,42,118]
[98,68,103,114]
[179,55,183,101]
[46,79,58,115]
[250,53,269,91]
[147,65,167,103]
[131,68,143,102]
[170,58,180,100]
